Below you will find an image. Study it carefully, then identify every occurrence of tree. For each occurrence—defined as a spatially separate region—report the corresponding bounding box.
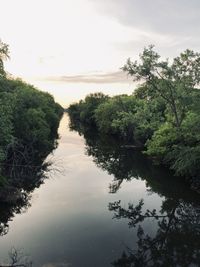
[94,95,137,139]
[68,92,109,127]
[122,45,200,128]
[0,40,9,77]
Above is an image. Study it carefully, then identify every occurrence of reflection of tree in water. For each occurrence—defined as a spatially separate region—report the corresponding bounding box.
[74,125,193,198]
[70,124,150,193]
[109,198,200,267]
[0,247,32,266]
[0,137,58,237]
[70,122,200,267]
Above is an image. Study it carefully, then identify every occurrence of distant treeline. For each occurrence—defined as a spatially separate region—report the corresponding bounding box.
[0,40,63,183]
[68,46,200,190]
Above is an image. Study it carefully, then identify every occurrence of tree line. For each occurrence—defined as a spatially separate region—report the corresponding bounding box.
[68,46,200,190]
[0,40,63,183]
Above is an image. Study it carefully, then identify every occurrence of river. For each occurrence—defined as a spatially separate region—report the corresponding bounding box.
[0,114,199,267]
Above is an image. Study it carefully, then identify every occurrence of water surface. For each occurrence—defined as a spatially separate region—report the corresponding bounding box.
[0,114,199,266]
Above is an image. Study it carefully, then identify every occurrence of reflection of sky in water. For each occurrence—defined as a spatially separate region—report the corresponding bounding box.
[0,114,164,267]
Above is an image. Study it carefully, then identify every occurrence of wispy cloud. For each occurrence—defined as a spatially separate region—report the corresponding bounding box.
[41,71,132,84]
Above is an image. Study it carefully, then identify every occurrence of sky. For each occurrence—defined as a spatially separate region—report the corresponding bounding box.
[1,0,200,106]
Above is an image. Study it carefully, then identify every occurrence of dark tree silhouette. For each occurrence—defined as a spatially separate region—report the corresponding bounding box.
[109,199,200,267]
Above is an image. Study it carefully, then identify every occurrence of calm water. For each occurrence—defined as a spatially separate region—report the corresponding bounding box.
[0,114,200,266]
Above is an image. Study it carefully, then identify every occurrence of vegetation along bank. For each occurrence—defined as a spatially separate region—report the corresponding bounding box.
[0,40,63,184]
[68,46,200,192]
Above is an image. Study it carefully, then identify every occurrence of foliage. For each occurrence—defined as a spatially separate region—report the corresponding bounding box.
[146,110,200,177]
[95,95,138,140]
[68,46,200,187]
[69,92,165,143]
[0,40,9,77]
[68,92,109,126]
[0,41,63,182]
[123,45,200,128]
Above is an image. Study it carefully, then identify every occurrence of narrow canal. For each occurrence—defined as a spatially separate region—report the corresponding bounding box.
[0,114,199,267]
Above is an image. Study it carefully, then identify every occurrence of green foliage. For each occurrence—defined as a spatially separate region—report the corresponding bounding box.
[68,46,200,185]
[10,80,63,151]
[80,93,109,124]
[132,97,165,143]
[146,111,200,177]
[93,92,164,143]
[68,92,109,126]
[68,87,166,143]
[146,123,181,158]
[0,79,63,178]
[0,40,9,77]
[0,41,63,183]
[95,95,137,139]
[0,94,13,147]
[123,45,200,128]
[0,92,14,181]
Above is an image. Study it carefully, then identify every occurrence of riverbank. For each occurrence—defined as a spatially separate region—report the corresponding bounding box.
[67,88,200,192]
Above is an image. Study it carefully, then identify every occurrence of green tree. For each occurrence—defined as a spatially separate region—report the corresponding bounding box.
[0,41,63,183]
[0,40,9,77]
[68,92,109,126]
[94,95,137,139]
[123,45,200,128]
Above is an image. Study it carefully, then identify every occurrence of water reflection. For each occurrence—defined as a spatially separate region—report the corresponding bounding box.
[109,198,200,266]
[70,122,194,197]
[2,247,32,267]
[0,138,58,237]
[70,121,200,267]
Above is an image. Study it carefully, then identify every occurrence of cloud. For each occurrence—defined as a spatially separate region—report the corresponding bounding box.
[90,0,200,35]
[41,71,132,84]
[90,0,200,54]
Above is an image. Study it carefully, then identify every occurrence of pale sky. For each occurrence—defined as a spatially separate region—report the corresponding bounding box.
[1,0,200,106]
